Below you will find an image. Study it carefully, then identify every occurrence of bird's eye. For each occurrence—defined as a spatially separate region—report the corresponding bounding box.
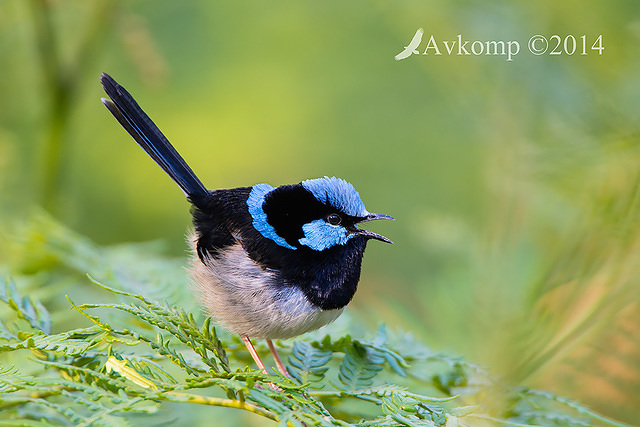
[326,213,342,225]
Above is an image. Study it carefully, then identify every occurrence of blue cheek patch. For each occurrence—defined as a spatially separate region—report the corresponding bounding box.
[298,219,352,251]
[247,184,297,250]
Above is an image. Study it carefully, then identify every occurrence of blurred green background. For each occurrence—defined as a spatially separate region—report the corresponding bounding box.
[2,0,640,424]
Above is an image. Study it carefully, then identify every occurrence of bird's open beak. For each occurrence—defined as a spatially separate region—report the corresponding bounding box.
[354,213,394,244]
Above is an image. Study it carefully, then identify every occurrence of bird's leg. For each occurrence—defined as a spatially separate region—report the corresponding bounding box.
[242,336,283,392]
[266,339,290,378]
[241,335,270,374]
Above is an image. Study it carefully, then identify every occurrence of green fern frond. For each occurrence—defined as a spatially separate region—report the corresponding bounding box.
[1,217,633,427]
[69,297,211,377]
[336,341,384,392]
[514,389,632,427]
[366,325,409,377]
[1,277,51,334]
[109,352,177,384]
[0,326,108,356]
[148,332,209,375]
[288,340,332,386]
[0,319,15,340]
[357,341,408,378]
[0,274,624,426]
[78,277,229,373]
[75,396,147,427]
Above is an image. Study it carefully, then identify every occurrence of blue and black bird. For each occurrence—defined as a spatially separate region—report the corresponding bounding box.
[100,73,393,376]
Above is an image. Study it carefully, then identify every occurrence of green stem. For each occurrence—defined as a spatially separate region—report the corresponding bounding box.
[29,0,68,212]
[162,391,278,422]
[28,0,114,213]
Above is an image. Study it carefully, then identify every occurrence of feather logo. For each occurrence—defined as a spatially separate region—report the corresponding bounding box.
[395,28,424,61]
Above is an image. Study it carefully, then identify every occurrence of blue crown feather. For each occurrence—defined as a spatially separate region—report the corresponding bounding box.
[301,177,369,217]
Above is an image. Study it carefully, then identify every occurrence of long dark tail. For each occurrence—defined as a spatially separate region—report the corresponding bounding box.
[100,73,208,201]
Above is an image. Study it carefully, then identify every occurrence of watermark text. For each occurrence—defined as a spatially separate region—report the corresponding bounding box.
[395,29,604,62]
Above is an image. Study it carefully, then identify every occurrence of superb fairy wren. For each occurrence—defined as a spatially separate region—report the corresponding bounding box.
[100,73,393,377]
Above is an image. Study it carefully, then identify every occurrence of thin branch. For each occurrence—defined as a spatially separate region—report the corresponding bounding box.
[28,0,115,212]
[161,391,278,422]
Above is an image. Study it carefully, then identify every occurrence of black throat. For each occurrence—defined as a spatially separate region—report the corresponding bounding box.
[279,237,369,310]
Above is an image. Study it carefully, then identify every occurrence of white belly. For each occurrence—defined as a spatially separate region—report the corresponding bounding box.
[189,242,343,339]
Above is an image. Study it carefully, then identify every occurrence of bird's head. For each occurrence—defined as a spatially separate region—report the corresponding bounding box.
[247,176,393,252]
